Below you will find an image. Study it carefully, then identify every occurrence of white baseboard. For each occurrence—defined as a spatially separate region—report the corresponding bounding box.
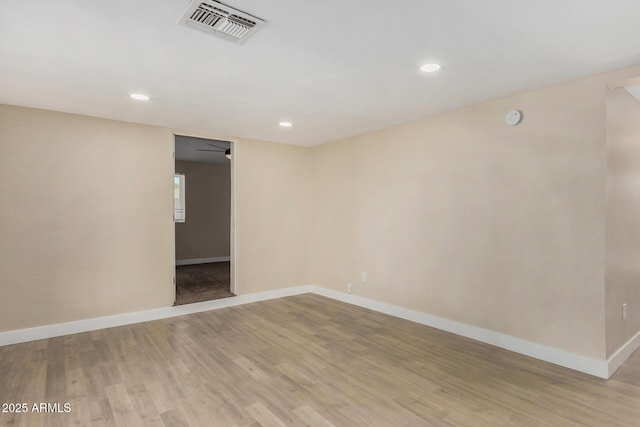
[607,329,640,377]
[0,285,312,347]
[2,283,630,379]
[175,257,230,266]
[309,286,610,379]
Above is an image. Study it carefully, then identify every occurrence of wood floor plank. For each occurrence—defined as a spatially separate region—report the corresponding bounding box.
[2,293,640,426]
[127,383,164,426]
[66,396,94,427]
[89,397,117,427]
[159,408,189,427]
[292,405,337,427]
[104,382,144,427]
[245,402,288,427]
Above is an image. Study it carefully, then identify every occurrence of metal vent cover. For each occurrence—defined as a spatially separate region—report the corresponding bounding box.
[179,0,265,44]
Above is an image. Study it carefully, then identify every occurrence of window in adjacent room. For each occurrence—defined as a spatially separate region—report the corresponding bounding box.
[174,174,185,222]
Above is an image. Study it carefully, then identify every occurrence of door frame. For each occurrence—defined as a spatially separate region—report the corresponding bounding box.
[172,133,238,302]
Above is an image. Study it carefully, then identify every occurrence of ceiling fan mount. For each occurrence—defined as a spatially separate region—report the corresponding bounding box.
[196,142,231,159]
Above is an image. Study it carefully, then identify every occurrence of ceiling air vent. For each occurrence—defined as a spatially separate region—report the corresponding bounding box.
[179,0,265,44]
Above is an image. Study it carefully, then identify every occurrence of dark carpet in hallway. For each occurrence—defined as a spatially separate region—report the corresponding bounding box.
[175,262,234,306]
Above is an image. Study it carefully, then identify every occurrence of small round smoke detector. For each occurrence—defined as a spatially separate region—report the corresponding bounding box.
[505,110,523,126]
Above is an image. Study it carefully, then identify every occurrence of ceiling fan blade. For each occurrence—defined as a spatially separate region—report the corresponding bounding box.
[206,143,228,150]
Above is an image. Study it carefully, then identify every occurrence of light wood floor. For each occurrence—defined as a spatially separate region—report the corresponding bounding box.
[1,294,640,427]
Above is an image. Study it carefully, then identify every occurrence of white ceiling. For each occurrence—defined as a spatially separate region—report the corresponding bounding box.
[1,1,640,147]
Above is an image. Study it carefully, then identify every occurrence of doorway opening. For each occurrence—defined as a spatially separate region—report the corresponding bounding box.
[173,134,236,305]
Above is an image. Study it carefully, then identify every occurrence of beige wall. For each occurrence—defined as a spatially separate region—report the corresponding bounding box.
[0,105,312,331]
[175,160,230,261]
[310,64,640,361]
[606,87,640,356]
[235,139,312,294]
[312,75,612,359]
[0,105,175,330]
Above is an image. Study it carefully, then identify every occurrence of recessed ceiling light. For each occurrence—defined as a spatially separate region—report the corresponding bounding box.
[420,63,441,73]
[130,93,150,101]
[279,121,292,127]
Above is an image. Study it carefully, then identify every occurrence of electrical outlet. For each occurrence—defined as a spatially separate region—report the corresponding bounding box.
[361,271,367,282]
[623,303,628,321]
[347,282,352,294]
